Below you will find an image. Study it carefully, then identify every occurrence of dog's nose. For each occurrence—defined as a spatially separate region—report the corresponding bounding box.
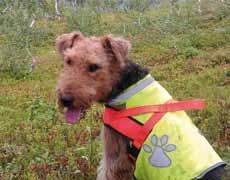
[60,94,74,107]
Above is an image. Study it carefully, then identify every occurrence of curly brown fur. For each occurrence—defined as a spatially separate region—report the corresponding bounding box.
[56,32,226,180]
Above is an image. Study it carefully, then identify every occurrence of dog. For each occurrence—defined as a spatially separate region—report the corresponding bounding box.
[56,32,227,180]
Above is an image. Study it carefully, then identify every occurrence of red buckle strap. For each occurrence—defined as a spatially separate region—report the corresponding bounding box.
[104,99,205,150]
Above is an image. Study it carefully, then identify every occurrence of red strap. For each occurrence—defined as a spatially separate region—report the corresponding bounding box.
[104,108,142,140]
[133,112,166,148]
[103,99,205,149]
[114,99,205,118]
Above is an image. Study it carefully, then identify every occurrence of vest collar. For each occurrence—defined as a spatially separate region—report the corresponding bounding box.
[106,74,155,108]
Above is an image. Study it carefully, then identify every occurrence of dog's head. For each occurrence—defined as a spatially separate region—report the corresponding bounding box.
[56,32,130,123]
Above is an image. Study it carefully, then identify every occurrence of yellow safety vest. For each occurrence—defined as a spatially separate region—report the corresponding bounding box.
[106,74,225,180]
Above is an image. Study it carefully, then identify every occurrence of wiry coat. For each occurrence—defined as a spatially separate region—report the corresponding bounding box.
[56,32,226,180]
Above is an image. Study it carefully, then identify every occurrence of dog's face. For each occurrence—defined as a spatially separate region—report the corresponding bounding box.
[56,32,130,123]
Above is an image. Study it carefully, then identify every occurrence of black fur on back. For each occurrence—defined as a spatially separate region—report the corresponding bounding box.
[105,59,149,102]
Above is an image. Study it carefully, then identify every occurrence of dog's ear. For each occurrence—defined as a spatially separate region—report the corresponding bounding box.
[101,35,131,66]
[56,32,83,54]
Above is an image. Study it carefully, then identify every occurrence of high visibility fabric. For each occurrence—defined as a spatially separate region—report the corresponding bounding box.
[104,100,206,152]
[106,75,225,180]
[105,100,206,149]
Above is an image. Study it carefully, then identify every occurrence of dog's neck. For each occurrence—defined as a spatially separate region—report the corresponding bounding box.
[106,59,149,103]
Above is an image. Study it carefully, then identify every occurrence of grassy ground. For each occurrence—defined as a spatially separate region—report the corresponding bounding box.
[0,2,229,179]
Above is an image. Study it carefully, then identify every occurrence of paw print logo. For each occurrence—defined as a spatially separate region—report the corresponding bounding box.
[143,134,176,168]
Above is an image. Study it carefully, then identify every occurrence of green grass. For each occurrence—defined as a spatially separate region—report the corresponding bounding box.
[0,1,230,179]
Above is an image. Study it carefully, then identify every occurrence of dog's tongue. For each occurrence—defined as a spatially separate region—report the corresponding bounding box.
[65,107,81,124]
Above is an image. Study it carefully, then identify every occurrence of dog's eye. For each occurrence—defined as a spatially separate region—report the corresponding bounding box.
[88,64,99,72]
[66,59,72,65]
